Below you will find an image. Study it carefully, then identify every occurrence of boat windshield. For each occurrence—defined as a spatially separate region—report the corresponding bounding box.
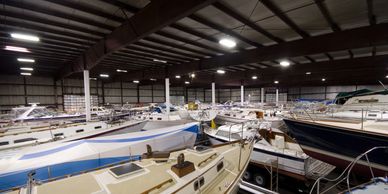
[10,108,29,118]
[27,108,52,117]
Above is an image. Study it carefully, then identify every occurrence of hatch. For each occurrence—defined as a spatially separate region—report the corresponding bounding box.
[109,163,144,178]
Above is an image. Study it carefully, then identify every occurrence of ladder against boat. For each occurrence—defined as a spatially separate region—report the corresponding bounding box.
[263,158,279,192]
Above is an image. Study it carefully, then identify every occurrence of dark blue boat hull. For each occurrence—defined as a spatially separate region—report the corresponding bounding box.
[283,119,388,176]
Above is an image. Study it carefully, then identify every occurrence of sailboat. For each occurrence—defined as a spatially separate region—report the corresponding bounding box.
[5,140,253,194]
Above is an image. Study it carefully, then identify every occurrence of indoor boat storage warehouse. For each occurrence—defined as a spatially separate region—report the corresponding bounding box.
[0,0,387,193]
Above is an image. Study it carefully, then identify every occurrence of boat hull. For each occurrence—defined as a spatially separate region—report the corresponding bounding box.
[0,122,199,191]
[206,134,307,177]
[283,119,388,176]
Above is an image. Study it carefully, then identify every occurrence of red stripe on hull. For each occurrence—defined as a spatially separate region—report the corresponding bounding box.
[303,149,387,177]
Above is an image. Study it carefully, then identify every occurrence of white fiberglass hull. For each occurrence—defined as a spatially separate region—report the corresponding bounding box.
[0,122,199,191]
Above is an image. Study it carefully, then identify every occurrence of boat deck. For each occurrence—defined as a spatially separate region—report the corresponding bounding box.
[301,119,388,135]
[16,142,252,194]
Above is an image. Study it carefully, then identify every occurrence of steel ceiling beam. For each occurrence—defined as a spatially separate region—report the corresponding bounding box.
[155,31,226,54]
[143,37,210,56]
[0,19,100,42]
[59,0,217,79]
[133,41,200,59]
[125,46,192,61]
[1,0,115,30]
[170,23,223,45]
[0,10,107,37]
[314,0,341,32]
[0,26,92,48]
[212,2,284,43]
[259,0,310,38]
[98,0,140,13]
[165,23,388,76]
[188,14,263,48]
[44,0,125,23]
[367,0,377,25]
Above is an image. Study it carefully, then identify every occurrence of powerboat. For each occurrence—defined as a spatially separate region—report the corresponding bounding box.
[205,121,335,182]
[283,118,388,177]
[0,121,199,191]
[5,139,253,194]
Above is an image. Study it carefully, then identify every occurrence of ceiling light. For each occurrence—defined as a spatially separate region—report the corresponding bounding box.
[185,81,190,84]
[17,58,35,63]
[4,46,30,53]
[11,33,40,42]
[150,78,157,81]
[175,75,181,79]
[252,76,258,80]
[386,75,388,79]
[133,80,139,83]
[306,72,311,75]
[21,72,31,76]
[153,59,167,63]
[190,73,195,78]
[90,78,97,80]
[100,74,109,78]
[279,60,290,67]
[274,80,279,84]
[219,38,236,48]
[116,69,127,73]
[322,78,326,82]
[20,67,33,71]
[217,69,225,74]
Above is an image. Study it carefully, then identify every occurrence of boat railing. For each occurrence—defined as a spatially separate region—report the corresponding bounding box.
[309,146,388,194]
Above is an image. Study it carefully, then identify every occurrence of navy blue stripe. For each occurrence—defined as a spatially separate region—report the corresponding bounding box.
[20,124,198,160]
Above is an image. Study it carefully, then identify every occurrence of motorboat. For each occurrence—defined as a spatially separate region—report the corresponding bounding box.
[283,117,388,177]
[205,121,335,183]
[327,89,388,120]
[0,120,146,151]
[2,104,83,124]
[0,121,199,191]
[6,139,253,194]
[188,109,218,122]
[215,109,258,124]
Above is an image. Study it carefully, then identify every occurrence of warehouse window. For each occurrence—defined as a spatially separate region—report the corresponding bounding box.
[14,138,37,144]
[0,141,9,146]
[64,95,98,112]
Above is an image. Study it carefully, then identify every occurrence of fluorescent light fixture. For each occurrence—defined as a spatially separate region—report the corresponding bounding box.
[133,80,139,83]
[21,72,31,76]
[17,58,35,63]
[322,78,326,82]
[279,60,290,67]
[306,72,311,75]
[116,69,127,73]
[153,59,167,63]
[217,69,225,74]
[11,33,40,42]
[150,78,157,81]
[185,81,190,84]
[100,74,109,78]
[190,73,195,78]
[274,80,279,84]
[4,46,30,53]
[175,75,181,79]
[252,76,258,80]
[90,78,97,80]
[219,38,236,48]
[20,67,33,71]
